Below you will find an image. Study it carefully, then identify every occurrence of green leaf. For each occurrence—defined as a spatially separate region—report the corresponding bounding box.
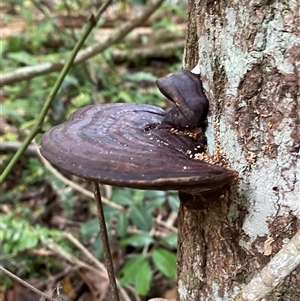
[117,90,134,103]
[144,190,166,210]
[16,232,39,251]
[135,259,152,295]
[80,218,99,240]
[117,213,129,238]
[7,35,23,52]
[162,233,178,248]
[129,205,152,231]
[119,254,147,286]
[124,71,156,82]
[0,214,63,255]
[111,188,134,206]
[119,233,153,247]
[8,51,38,65]
[167,194,180,212]
[72,92,90,107]
[103,204,119,220]
[92,236,103,259]
[152,248,176,279]
[133,190,145,205]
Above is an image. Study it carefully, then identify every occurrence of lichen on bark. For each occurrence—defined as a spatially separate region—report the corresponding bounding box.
[177,0,300,300]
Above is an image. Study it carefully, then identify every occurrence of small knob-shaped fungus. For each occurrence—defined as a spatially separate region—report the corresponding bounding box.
[157,70,208,130]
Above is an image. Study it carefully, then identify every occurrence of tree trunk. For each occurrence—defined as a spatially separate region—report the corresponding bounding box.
[177,1,300,300]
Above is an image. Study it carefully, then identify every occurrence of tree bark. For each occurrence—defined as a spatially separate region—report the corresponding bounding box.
[178,1,300,300]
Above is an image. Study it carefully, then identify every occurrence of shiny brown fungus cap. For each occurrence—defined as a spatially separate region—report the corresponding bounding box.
[40,70,238,209]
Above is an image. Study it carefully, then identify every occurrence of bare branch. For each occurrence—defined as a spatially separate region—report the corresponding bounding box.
[0,265,59,301]
[235,230,300,301]
[112,40,185,64]
[0,141,38,156]
[64,232,107,272]
[1,0,164,86]
[64,233,131,301]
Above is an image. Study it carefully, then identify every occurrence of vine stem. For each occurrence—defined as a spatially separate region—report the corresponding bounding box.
[92,182,120,301]
[0,0,113,185]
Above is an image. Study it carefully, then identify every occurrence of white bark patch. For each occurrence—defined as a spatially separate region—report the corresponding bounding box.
[218,115,299,241]
[206,115,216,155]
[199,2,300,97]
[273,119,300,217]
[211,282,228,301]
[221,8,248,96]
[178,279,194,300]
[242,160,283,239]
[264,2,298,74]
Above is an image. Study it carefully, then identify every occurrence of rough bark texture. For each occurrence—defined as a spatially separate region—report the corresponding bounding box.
[177,0,300,300]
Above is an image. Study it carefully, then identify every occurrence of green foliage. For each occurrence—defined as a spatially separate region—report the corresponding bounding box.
[119,254,152,296]
[1,0,187,296]
[1,157,48,204]
[47,173,75,217]
[116,212,128,237]
[152,248,177,279]
[118,246,177,295]
[80,218,100,240]
[129,204,153,232]
[0,214,64,289]
[119,232,154,247]
[1,214,62,255]
[96,67,165,106]
[79,218,103,258]
[21,157,45,184]
[135,259,152,295]
[162,233,178,248]
[79,188,179,295]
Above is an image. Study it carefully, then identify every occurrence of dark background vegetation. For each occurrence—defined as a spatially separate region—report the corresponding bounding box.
[1,0,188,300]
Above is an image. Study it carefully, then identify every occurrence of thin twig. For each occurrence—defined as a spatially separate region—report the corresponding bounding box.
[142,226,156,255]
[235,229,300,301]
[42,238,107,278]
[0,0,114,185]
[38,269,73,301]
[154,212,178,234]
[0,265,59,301]
[125,285,142,301]
[1,0,164,86]
[64,232,107,273]
[92,182,120,301]
[0,141,38,156]
[44,239,133,300]
[64,232,131,301]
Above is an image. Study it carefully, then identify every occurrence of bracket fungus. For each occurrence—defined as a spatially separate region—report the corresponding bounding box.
[41,70,237,208]
[40,70,238,300]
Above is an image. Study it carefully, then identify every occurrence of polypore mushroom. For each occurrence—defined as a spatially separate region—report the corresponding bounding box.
[40,70,238,300]
[41,102,236,205]
[41,70,237,207]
